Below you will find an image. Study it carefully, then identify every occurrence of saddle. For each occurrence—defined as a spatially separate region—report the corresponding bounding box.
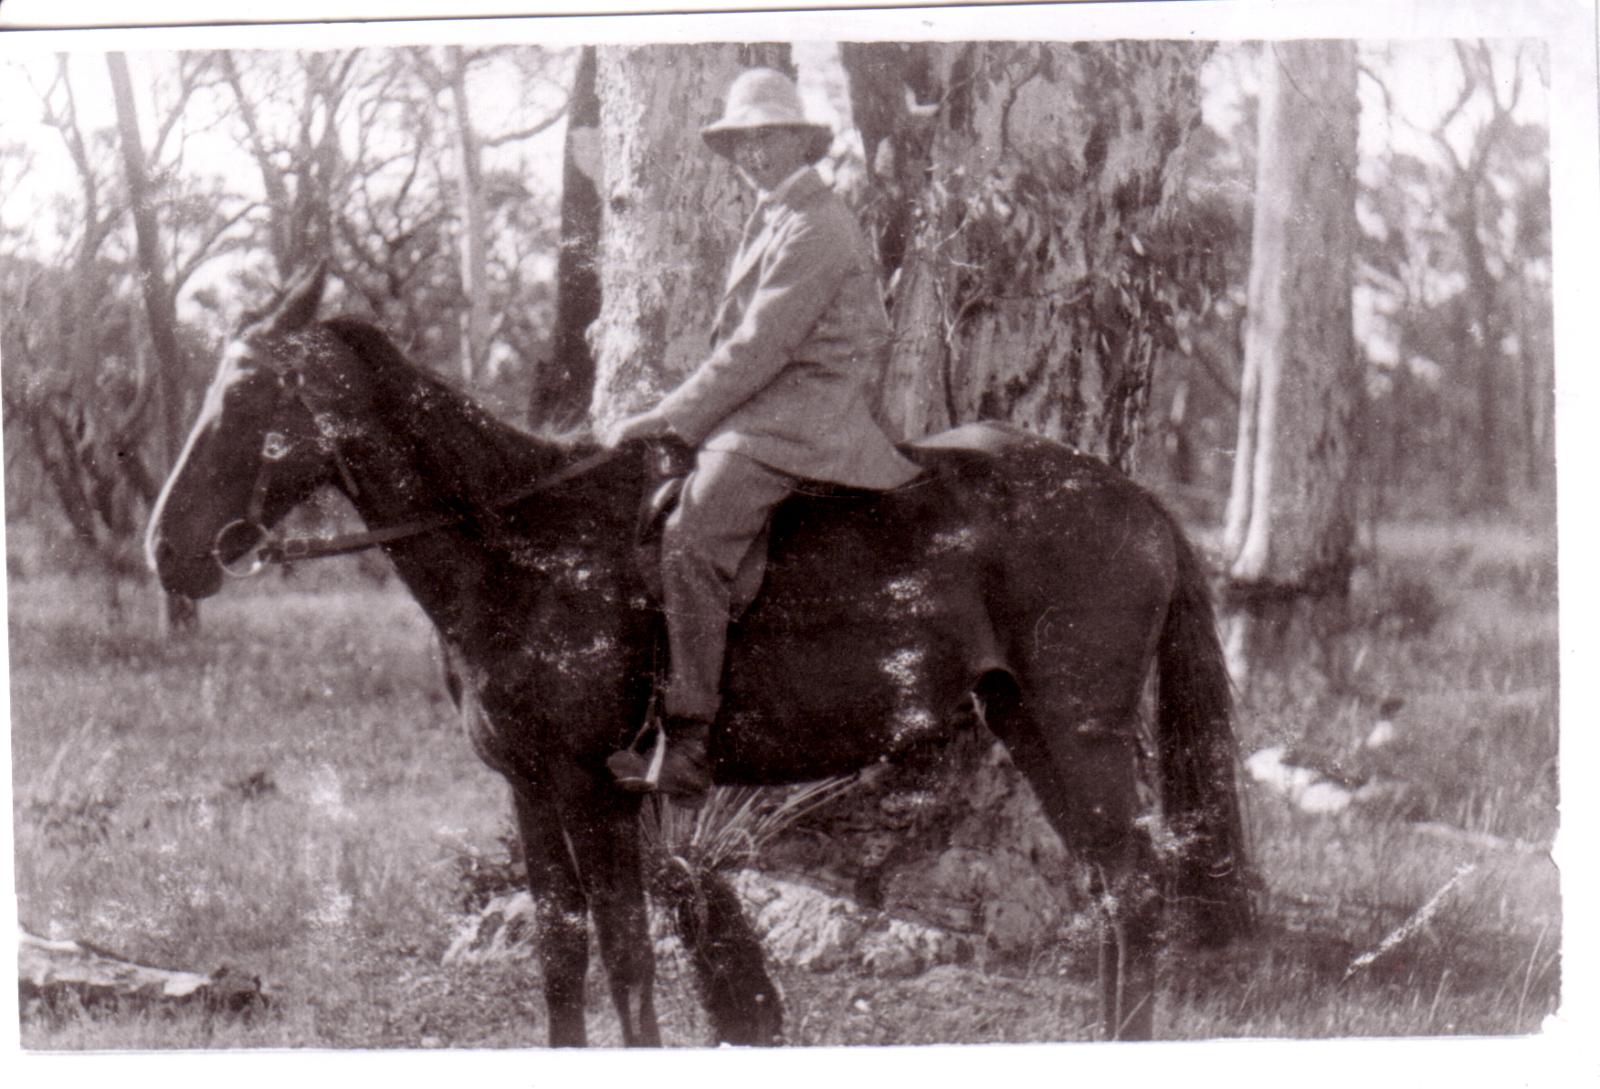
[630,423,1033,612]
[631,438,928,618]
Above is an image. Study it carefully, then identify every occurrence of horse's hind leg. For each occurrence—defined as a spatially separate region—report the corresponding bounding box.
[986,678,1161,1041]
[511,781,591,1047]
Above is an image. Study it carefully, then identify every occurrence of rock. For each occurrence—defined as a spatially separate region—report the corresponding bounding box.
[883,845,1068,954]
[860,917,965,979]
[765,735,1084,958]
[450,870,974,980]
[443,890,537,965]
[732,870,968,977]
[732,870,864,972]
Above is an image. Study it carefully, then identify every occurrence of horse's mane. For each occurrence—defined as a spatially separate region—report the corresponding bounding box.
[319,316,594,514]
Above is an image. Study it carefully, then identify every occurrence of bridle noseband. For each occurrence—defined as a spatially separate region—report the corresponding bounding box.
[211,359,615,578]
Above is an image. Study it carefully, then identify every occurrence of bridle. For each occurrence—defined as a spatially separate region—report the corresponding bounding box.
[211,360,616,578]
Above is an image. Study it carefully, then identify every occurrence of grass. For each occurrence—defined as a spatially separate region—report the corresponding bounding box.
[8,509,1562,1047]
[1187,512,1562,1039]
[11,560,525,1047]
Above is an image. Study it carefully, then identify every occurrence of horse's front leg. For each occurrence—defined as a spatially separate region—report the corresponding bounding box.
[511,781,591,1047]
[566,785,660,1046]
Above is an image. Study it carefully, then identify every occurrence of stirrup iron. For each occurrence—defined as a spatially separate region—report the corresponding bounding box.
[610,720,668,793]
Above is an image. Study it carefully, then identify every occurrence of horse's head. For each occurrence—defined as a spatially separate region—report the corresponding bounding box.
[146,262,345,599]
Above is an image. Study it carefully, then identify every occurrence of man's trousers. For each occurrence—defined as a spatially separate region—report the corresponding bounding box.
[659,449,794,722]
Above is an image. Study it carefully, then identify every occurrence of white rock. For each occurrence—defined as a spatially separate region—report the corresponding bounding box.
[1365,720,1398,749]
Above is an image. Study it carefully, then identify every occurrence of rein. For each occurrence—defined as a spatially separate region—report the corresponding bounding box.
[213,366,617,577]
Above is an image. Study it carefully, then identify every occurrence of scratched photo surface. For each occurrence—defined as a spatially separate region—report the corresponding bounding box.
[0,1,1584,1073]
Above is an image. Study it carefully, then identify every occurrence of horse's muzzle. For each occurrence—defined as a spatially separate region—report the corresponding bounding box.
[149,535,225,599]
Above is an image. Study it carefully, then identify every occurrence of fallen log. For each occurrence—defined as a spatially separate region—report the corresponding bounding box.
[19,930,267,1015]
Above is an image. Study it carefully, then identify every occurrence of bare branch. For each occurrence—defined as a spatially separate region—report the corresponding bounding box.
[407,46,447,93]
[172,200,261,291]
[147,52,209,164]
[222,51,292,270]
[480,108,567,148]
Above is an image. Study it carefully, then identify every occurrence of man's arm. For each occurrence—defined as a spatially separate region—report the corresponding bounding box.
[656,209,852,445]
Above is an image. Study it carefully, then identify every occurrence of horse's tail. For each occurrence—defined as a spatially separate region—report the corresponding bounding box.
[1155,519,1255,945]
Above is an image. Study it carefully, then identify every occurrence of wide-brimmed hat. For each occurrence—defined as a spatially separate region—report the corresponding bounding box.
[701,68,833,164]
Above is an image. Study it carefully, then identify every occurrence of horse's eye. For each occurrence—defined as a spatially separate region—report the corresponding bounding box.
[277,367,305,389]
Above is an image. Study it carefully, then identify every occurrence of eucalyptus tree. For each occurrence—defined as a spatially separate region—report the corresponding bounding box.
[1220,40,1362,683]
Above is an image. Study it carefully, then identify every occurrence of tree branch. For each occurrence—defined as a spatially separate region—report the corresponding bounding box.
[172,200,260,291]
[480,108,566,148]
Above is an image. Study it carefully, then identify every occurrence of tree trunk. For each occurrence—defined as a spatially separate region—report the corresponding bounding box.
[446,47,492,386]
[841,42,1212,469]
[1220,41,1361,684]
[587,44,789,429]
[534,45,602,430]
[1455,180,1504,510]
[825,42,1219,960]
[107,52,201,635]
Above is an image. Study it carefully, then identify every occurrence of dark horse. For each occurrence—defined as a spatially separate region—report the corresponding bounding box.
[147,264,1251,1045]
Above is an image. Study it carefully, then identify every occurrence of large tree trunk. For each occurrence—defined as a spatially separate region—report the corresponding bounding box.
[1220,40,1361,683]
[824,42,1219,962]
[582,42,793,1042]
[841,41,1211,470]
[581,39,1217,991]
[587,44,790,429]
[107,52,200,635]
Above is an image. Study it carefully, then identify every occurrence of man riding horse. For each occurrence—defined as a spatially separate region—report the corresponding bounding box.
[602,67,919,805]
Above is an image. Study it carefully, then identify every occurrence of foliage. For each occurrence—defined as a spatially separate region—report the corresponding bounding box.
[641,777,859,873]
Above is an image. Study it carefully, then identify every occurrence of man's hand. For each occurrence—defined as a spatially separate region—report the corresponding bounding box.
[601,408,672,449]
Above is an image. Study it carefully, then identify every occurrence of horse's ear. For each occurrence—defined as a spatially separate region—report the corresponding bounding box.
[267,259,328,334]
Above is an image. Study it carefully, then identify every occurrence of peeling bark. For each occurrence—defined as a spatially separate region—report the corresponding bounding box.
[841,42,1211,468]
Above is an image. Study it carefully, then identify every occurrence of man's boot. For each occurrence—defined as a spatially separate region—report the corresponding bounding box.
[655,717,712,805]
[608,716,713,807]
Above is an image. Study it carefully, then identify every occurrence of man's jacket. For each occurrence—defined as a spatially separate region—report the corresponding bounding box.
[657,168,920,490]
